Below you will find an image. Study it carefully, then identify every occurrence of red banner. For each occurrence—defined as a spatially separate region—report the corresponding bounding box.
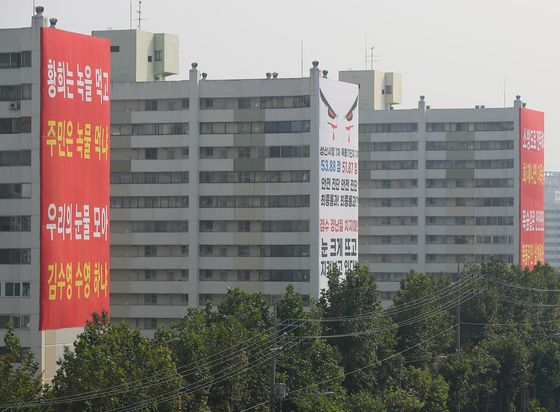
[39,28,110,330]
[519,108,544,270]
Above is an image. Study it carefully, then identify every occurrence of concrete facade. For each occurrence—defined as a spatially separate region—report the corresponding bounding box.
[0,9,83,380]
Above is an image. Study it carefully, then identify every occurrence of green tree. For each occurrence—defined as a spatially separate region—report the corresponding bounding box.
[481,333,532,412]
[47,310,184,411]
[0,324,42,411]
[529,338,560,411]
[397,365,449,412]
[318,265,396,393]
[437,346,499,411]
[390,270,454,359]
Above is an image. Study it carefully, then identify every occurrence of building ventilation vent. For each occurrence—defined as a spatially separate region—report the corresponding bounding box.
[9,101,20,110]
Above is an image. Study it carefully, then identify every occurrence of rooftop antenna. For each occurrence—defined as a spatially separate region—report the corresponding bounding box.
[136,1,147,30]
[364,37,380,70]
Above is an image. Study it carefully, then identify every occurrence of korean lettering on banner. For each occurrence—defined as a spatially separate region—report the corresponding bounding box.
[317,79,359,282]
[40,28,111,330]
[519,108,545,270]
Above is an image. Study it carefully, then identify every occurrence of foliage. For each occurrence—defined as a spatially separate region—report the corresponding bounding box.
[47,310,184,411]
[390,270,454,359]
[0,324,42,411]
[319,264,396,393]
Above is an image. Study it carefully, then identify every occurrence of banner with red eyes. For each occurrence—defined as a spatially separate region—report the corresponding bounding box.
[317,78,359,285]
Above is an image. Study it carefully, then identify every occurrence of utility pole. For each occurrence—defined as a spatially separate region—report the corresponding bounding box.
[456,257,466,352]
[270,302,277,412]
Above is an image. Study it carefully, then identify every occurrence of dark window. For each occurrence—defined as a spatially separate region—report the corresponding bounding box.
[145,148,157,159]
[110,46,120,52]
[147,55,152,63]
[155,51,162,61]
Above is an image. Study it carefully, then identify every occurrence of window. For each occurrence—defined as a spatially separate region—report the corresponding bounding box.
[110,45,120,52]
[238,147,251,158]
[181,294,189,303]
[238,246,250,257]
[181,270,189,279]
[381,199,391,207]
[455,217,466,226]
[155,50,162,61]
[144,246,156,257]
[144,318,157,329]
[145,270,157,280]
[144,294,157,305]
[385,85,393,94]
[204,99,213,108]
[381,236,391,244]
[238,98,251,109]
[238,270,251,281]
[145,148,157,159]
[238,221,250,232]
[0,249,31,264]
[147,55,152,63]
[182,99,189,109]
[381,180,391,189]
[455,198,466,207]
[181,245,189,255]
[145,100,157,111]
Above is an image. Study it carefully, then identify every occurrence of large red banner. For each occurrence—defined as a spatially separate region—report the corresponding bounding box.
[519,108,544,270]
[39,28,110,330]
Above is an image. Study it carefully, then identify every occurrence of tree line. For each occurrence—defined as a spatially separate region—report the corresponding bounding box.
[1,257,560,411]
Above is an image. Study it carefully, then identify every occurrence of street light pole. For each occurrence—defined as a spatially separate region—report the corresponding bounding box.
[456,257,466,352]
[270,300,279,412]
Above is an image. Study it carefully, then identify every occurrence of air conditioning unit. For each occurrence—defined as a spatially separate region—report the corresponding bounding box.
[9,101,20,110]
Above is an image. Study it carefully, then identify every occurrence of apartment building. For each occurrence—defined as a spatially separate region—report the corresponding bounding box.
[544,172,560,270]
[0,7,110,378]
[341,69,544,303]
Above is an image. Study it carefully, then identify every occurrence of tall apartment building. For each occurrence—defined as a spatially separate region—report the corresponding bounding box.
[0,8,110,379]
[341,69,544,303]
[544,172,560,270]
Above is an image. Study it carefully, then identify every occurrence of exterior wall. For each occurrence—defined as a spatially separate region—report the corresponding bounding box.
[92,29,179,82]
[338,70,402,110]
[109,65,329,331]
[356,96,523,304]
[545,172,560,270]
[0,13,84,381]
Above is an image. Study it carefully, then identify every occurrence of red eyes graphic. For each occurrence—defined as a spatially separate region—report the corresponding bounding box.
[345,111,353,122]
[328,108,336,119]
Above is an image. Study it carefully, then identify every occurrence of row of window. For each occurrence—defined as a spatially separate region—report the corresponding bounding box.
[200,170,310,183]
[0,52,31,68]
[427,122,514,132]
[0,151,31,167]
[201,96,311,110]
[142,245,188,257]
[426,140,514,151]
[110,123,189,136]
[0,184,31,199]
[476,235,514,244]
[199,244,310,257]
[359,161,418,170]
[359,141,418,152]
[0,249,31,264]
[426,197,514,207]
[476,216,515,226]
[126,221,189,233]
[0,117,31,134]
[426,179,514,188]
[200,195,310,208]
[200,121,311,134]
[0,216,31,232]
[0,84,32,101]
[143,270,189,280]
[110,196,189,209]
[0,316,30,332]
[0,282,30,297]
[358,123,418,133]
[143,148,189,160]
[199,220,310,233]
[110,172,189,184]
[427,159,514,170]
[201,269,310,282]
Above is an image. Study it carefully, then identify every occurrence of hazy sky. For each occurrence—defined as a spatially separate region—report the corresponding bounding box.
[3,0,559,168]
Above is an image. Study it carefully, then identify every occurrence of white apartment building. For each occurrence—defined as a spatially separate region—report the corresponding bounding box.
[0,8,94,380]
[107,60,366,330]
[544,172,560,270]
[341,69,542,303]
